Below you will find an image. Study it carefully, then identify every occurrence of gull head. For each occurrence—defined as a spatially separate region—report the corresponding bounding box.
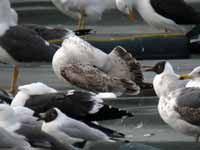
[179,66,200,81]
[38,108,59,123]
[144,61,175,74]
[115,0,136,21]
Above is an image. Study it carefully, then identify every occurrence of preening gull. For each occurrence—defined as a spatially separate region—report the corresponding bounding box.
[116,0,200,32]
[50,0,117,29]
[53,32,152,96]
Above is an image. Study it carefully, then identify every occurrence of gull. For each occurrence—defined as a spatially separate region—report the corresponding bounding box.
[39,108,112,143]
[158,87,200,142]
[53,31,152,96]
[115,0,200,32]
[11,82,134,122]
[147,62,200,142]
[0,0,90,95]
[144,61,186,98]
[0,127,35,150]
[50,0,117,29]
[0,104,80,149]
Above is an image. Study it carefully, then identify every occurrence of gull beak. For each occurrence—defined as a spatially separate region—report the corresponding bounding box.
[37,113,46,121]
[143,66,155,72]
[128,8,136,21]
[141,65,154,71]
[179,74,192,80]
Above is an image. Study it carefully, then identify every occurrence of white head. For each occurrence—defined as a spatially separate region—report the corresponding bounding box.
[145,61,175,75]
[179,66,200,81]
[115,0,136,21]
[0,0,18,26]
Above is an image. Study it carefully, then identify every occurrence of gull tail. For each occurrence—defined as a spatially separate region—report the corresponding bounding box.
[109,46,152,90]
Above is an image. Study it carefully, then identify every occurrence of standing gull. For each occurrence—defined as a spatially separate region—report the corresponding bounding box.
[52,31,152,96]
[148,62,200,142]
[116,0,200,32]
[50,0,117,29]
[0,0,59,94]
[0,0,90,94]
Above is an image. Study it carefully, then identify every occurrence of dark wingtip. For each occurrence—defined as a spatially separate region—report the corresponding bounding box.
[74,29,94,36]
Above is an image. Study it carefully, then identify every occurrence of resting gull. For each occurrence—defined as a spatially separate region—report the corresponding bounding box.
[0,104,80,149]
[39,108,113,143]
[11,82,133,122]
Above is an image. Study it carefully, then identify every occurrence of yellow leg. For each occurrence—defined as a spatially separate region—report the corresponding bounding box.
[80,16,85,30]
[9,65,19,95]
[77,10,86,30]
[77,15,85,30]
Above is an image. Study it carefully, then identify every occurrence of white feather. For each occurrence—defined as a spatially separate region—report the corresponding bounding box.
[52,34,112,82]
[11,82,57,107]
[0,104,21,132]
[95,92,117,99]
[18,82,57,95]
[153,62,186,98]
[89,96,104,114]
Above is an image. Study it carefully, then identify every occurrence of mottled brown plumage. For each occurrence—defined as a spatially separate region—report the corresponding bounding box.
[61,63,140,96]
[175,106,200,126]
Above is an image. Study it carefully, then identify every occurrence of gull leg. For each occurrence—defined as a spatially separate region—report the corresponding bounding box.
[9,65,19,95]
[80,14,86,30]
[77,9,86,30]
[195,135,199,143]
[77,16,83,30]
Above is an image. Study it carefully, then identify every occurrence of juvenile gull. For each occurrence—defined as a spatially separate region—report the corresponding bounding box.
[53,31,152,96]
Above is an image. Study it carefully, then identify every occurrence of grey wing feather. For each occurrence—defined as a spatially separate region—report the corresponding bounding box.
[173,88,200,126]
[0,127,31,149]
